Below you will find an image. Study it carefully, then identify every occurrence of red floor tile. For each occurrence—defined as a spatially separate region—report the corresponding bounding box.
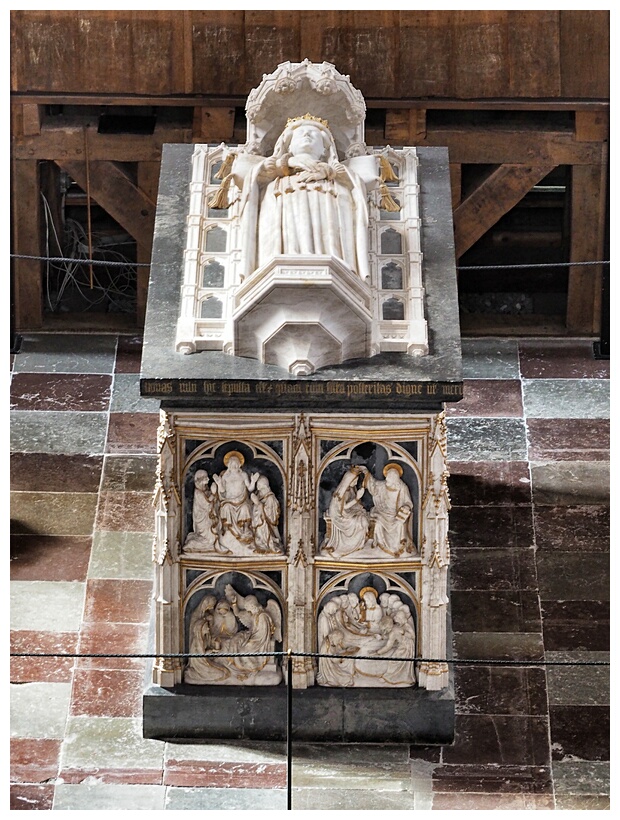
[11,453,104,492]
[106,413,159,454]
[163,761,287,788]
[10,739,61,783]
[10,535,92,582]
[59,768,163,785]
[83,579,153,624]
[95,490,155,532]
[11,631,77,683]
[70,669,145,717]
[115,335,144,373]
[10,785,55,810]
[445,380,523,418]
[10,372,112,411]
[519,341,610,379]
[527,418,610,461]
[447,462,532,506]
[76,621,150,670]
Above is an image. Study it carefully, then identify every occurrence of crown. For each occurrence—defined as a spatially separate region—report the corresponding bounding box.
[286,113,330,130]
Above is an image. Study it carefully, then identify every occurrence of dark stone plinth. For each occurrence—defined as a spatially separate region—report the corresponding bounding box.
[139,145,462,410]
[143,678,455,744]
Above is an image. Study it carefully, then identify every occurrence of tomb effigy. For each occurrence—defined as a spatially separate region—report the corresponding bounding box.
[141,61,462,742]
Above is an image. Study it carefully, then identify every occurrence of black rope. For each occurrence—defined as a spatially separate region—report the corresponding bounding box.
[457,260,610,271]
[9,650,609,667]
[10,253,610,271]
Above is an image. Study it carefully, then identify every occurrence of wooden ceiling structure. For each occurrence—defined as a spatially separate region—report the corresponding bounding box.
[10,10,609,336]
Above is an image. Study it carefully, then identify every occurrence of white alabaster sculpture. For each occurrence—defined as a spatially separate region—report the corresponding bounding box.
[320,463,415,559]
[152,411,450,694]
[316,587,416,688]
[175,60,429,366]
[233,115,377,281]
[184,584,282,686]
[182,452,283,557]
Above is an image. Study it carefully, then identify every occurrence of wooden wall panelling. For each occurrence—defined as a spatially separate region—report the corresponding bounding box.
[244,10,301,91]
[21,104,42,136]
[567,160,607,334]
[506,10,561,97]
[12,159,43,330]
[300,10,399,99]
[191,10,246,95]
[398,12,453,98]
[453,164,557,258]
[560,11,610,99]
[417,127,602,166]
[452,10,511,99]
[385,109,427,143]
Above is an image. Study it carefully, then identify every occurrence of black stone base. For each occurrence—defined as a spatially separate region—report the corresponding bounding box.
[143,675,455,744]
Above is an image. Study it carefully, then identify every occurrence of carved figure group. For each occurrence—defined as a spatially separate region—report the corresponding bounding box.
[316,588,416,688]
[321,463,414,558]
[234,114,378,280]
[183,452,283,556]
[184,584,282,686]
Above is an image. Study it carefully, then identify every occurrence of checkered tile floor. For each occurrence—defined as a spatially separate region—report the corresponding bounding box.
[10,333,609,810]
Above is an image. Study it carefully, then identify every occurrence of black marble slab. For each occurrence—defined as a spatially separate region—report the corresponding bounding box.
[140,145,462,411]
[143,676,455,744]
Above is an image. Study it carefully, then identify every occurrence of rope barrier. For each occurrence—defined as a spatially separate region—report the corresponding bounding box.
[10,253,610,271]
[9,650,609,667]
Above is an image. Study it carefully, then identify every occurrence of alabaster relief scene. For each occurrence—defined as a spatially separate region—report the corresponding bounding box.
[316,574,417,688]
[319,441,419,559]
[183,444,284,557]
[184,572,283,686]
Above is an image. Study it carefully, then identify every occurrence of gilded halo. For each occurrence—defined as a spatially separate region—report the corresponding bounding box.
[223,450,245,467]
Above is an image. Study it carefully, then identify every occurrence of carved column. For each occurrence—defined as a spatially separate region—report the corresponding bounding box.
[418,412,450,690]
[152,411,183,686]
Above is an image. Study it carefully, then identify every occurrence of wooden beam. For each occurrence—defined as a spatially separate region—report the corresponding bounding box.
[567,161,607,333]
[415,127,602,165]
[12,159,43,330]
[192,107,236,142]
[13,122,604,166]
[56,159,156,249]
[575,110,609,143]
[385,109,427,143]
[453,163,556,258]
[13,124,193,162]
[449,163,462,209]
[21,103,42,136]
